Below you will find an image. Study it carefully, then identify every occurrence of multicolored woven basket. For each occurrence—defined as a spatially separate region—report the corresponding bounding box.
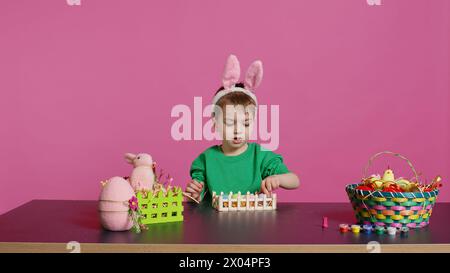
[346,152,440,228]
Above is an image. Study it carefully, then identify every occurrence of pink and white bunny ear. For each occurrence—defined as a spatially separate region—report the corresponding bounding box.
[222,54,241,89]
[244,60,263,91]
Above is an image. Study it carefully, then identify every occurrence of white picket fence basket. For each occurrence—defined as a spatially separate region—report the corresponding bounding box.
[212,191,277,212]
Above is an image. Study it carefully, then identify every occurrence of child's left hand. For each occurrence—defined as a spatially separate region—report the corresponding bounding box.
[261,175,281,196]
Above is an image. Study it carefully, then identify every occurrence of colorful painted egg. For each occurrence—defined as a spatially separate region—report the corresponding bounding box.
[395,179,412,191]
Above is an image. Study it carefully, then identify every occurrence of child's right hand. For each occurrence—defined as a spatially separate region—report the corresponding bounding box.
[185,180,204,202]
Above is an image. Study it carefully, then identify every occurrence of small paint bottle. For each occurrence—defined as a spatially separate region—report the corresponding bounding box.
[351,225,361,234]
[339,224,349,233]
[375,226,385,235]
[387,226,397,236]
[400,227,409,236]
[363,225,373,234]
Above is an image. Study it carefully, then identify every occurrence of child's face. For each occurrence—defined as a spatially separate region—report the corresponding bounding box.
[215,104,255,149]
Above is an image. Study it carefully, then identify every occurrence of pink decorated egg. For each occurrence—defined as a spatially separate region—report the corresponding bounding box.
[98,176,135,231]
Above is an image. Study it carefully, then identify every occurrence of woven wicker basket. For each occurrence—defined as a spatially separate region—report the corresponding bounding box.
[346,151,440,228]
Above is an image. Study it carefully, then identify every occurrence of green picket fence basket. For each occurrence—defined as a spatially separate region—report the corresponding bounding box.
[136,187,184,225]
[345,151,440,228]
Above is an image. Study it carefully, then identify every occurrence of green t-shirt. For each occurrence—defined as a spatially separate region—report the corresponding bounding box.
[190,142,290,201]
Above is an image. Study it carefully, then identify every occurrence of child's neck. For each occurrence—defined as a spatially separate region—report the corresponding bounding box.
[220,142,248,156]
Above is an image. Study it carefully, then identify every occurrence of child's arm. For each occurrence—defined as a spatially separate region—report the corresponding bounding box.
[185,180,204,202]
[259,147,300,196]
[261,173,300,196]
[186,153,207,203]
[275,173,300,189]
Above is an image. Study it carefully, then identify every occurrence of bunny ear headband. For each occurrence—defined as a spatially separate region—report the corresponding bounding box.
[212,54,263,115]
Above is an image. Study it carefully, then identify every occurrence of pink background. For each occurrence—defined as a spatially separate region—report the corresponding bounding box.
[1,0,449,215]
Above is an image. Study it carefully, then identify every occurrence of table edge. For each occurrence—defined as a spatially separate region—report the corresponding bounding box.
[0,242,449,253]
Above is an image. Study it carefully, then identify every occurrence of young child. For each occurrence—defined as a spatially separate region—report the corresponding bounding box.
[184,55,299,203]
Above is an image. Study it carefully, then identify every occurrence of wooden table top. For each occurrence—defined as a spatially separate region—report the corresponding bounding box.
[0,200,449,253]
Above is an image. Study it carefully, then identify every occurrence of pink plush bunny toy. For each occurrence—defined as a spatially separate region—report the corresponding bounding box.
[124,153,155,191]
